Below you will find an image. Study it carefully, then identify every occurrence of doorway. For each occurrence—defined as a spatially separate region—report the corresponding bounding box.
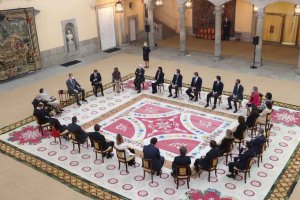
[129,18,137,42]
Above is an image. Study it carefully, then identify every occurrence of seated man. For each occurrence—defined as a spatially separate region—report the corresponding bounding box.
[87,124,114,158]
[49,111,68,139]
[143,137,165,176]
[249,127,266,155]
[194,140,220,172]
[171,146,191,177]
[186,72,202,101]
[258,92,272,113]
[66,73,87,106]
[67,116,88,144]
[168,69,183,98]
[151,66,164,94]
[226,79,244,113]
[205,75,224,110]
[226,141,256,178]
[37,88,64,113]
[218,129,234,156]
[134,64,145,93]
[90,69,104,97]
[33,103,49,124]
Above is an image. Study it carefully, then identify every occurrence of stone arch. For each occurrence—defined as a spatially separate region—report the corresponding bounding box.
[207,0,232,6]
[247,0,298,8]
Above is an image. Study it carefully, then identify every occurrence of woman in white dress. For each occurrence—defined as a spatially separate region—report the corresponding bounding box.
[257,101,273,124]
[115,134,135,166]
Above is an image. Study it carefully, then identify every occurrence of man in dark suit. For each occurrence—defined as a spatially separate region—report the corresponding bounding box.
[90,69,104,97]
[226,141,256,178]
[134,65,145,93]
[87,124,114,158]
[151,66,164,94]
[33,103,49,124]
[205,75,224,110]
[67,116,88,144]
[186,72,202,101]
[143,137,165,175]
[194,140,220,172]
[250,128,266,155]
[168,69,183,98]
[171,146,191,177]
[66,73,87,106]
[227,79,244,113]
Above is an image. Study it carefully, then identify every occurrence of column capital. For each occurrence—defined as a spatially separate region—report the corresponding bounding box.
[176,0,187,5]
[214,5,223,15]
[144,0,153,10]
[256,9,264,19]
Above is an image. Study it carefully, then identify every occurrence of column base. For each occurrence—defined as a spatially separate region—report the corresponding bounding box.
[178,50,189,56]
[212,55,222,61]
[294,67,300,75]
[254,60,262,67]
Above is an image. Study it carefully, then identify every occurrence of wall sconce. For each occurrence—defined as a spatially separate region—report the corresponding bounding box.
[295,5,300,16]
[155,0,163,7]
[253,6,259,12]
[185,0,192,9]
[115,0,124,13]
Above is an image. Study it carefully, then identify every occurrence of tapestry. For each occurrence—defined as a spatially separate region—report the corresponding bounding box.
[0,8,41,81]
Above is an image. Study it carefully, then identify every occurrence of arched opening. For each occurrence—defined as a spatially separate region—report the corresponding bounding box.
[263,2,299,45]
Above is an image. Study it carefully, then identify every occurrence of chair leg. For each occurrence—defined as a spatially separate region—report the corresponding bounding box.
[78,144,80,154]
[187,178,190,189]
[151,172,153,183]
[72,143,75,151]
[225,154,228,165]
[125,163,128,173]
[59,137,61,145]
[118,161,120,170]
[258,157,260,167]
[244,172,247,183]
[95,152,97,161]
[208,171,211,182]
[101,153,104,162]
[177,178,179,189]
[54,137,57,143]
[215,169,217,177]
[143,170,145,180]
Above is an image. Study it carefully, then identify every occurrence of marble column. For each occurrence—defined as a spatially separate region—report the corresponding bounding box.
[295,48,300,74]
[213,5,222,61]
[177,0,187,55]
[254,9,264,67]
[145,0,155,49]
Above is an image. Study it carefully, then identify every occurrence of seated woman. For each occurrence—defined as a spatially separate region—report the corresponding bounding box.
[152,66,164,94]
[258,92,272,113]
[114,134,135,166]
[112,67,122,93]
[37,88,63,113]
[233,116,247,140]
[218,129,234,155]
[257,101,273,124]
[246,105,259,128]
[246,86,260,115]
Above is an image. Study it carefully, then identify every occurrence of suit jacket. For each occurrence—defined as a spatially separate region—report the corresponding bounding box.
[143,144,162,171]
[248,92,260,106]
[236,149,256,170]
[218,137,234,154]
[201,148,220,169]
[246,112,259,127]
[33,108,49,124]
[212,81,224,95]
[190,76,202,91]
[232,84,244,100]
[90,72,102,86]
[49,117,66,133]
[154,71,164,84]
[67,123,87,144]
[87,131,109,149]
[135,68,145,82]
[172,155,191,175]
[250,134,266,155]
[66,79,81,93]
[233,123,247,140]
[171,74,183,88]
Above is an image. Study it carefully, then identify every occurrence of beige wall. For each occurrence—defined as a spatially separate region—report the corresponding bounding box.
[235,0,253,33]
[124,0,145,33]
[0,0,98,52]
[265,2,295,14]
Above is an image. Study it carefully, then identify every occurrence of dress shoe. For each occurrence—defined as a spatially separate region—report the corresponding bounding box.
[59,109,64,111]
[233,110,238,113]
[173,95,178,98]
[194,98,198,102]
[106,153,114,159]
[101,93,104,96]
[226,107,232,110]
[137,90,141,94]
[82,99,87,102]
[156,171,161,176]
[204,104,209,108]
[189,96,194,100]
[168,94,172,97]
[77,102,81,106]
[226,174,236,179]
[95,94,98,97]
[212,105,216,110]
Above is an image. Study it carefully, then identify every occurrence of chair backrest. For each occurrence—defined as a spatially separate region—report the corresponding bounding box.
[209,157,218,169]
[142,158,153,170]
[58,90,69,105]
[115,148,127,161]
[92,140,103,151]
[266,111,272,122]
[257,143,265,155]
[175,165,190,177]
[69,132,77,141]
[246,158,253,169]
